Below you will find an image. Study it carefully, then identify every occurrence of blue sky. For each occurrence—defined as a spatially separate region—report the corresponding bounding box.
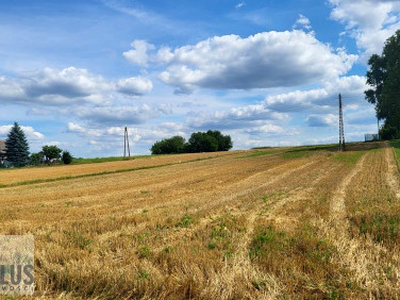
[1,0,399,157]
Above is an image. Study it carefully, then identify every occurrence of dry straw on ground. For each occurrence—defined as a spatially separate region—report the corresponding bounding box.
[0,141,399,299]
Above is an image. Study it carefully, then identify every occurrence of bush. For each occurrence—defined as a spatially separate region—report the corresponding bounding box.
[380,123,399,140]
[62,151,73,165]
[30,152,44,166]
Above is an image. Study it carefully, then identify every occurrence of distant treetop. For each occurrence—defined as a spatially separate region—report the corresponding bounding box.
[150,130,233,155]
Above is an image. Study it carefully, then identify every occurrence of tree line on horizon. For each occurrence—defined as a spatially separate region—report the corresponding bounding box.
[1,122,73,168]
[151,130,233,155]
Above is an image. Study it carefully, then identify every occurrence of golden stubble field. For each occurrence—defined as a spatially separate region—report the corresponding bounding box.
[1,141,400,299]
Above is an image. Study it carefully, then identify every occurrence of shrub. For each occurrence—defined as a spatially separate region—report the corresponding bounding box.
[62,151,73,165]
[380,123,399,140]
[30,152,44,166]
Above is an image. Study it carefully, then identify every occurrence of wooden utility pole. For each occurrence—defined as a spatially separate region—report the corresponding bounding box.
[338,94,346,151]
[123,127,131,158]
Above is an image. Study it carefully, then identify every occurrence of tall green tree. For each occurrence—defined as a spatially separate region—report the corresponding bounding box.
[365,30,400,139]
[150,130,233,154]
[206,130,233,151]
[5,122,30,167]
[186,132,218,153]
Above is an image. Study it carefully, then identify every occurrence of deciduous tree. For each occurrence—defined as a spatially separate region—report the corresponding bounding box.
[365,30,400,139]
[42,145,62,163]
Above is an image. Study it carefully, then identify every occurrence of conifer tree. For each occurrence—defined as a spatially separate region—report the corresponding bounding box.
[5,122,30,167]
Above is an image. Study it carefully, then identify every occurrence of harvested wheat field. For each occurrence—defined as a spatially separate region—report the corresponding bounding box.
[1,141,400,299]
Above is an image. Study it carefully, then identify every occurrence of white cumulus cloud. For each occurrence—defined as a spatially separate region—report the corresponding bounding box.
[329,0,400,59]
[123,40,156,67]
[156,31,357,93]
[0,125,44,140]
[0,67,153,106]
[306,114,337,127]
[117,77,153,96]
[265,75,368,113]
[293,14,312,30]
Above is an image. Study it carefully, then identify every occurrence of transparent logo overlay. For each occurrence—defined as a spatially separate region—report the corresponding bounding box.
[0,235,34,295]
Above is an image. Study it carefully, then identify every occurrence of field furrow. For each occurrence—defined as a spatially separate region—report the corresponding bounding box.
[319,147,400,297]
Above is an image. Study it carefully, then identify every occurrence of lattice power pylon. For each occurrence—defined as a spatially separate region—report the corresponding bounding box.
[338,94,346,151]
[123,126,131,158]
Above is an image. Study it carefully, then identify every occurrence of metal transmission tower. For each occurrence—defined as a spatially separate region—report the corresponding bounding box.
[338,94,346,151]
[123,127,131,158]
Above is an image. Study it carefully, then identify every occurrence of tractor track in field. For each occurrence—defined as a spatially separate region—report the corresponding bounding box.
[330,154,367,225]
[384,145,400,200]
[262,160,342,231]
[318,151,400,293]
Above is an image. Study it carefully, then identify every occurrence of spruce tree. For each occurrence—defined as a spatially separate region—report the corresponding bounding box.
[5,122,30,167]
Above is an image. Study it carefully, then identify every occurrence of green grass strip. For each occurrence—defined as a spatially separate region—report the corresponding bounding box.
[70,154,164,165]
[332,150,366,166]
[239,149,282,158]
[390,139,400,173]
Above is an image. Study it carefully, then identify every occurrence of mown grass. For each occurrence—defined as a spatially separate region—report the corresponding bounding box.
[346,149,400,247]
[71,154,158,165]
[332,150,366,165]
[281,150,311,159]
[242,142,370,160]
[72,156,133,164]
[0,156,217,189]
[207,214,244,256]
[253,143,337,152]
[240,149,281,158]
[352,212,400,245]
